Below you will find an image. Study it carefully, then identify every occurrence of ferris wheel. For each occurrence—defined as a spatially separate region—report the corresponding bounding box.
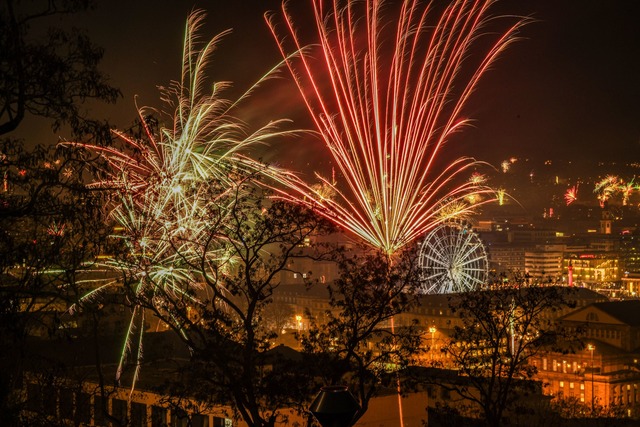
[418,221,488,294]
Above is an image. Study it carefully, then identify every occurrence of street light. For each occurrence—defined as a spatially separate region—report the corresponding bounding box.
[587,344,595,411]
[428,326,437,361]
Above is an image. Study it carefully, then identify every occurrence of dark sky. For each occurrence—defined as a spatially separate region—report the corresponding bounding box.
[16,0,640,169]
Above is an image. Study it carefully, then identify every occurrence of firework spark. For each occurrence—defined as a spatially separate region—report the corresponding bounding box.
[64,11,290,392]
[267,0,526,254]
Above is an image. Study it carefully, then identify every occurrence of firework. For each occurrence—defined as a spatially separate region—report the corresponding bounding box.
[564,185,578,206]
[501,161,511,173]
[594,175,620,207]
[619,178,636,206]
[267,0,526,254]
[64,11,289,392]
[496,189,506,206]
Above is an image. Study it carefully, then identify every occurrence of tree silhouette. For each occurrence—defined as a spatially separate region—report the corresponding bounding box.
[0,0,120,137]
[439,286,580,427]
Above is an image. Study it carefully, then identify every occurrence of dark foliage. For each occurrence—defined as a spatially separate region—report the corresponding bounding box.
[0,0,120,137]
[299,246,425,423]
[438,286,581,427]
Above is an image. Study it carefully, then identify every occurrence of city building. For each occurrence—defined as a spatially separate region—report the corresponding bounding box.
[533,300,640,418]
[620,229,640,275]
[525,248,563,282]
[484,243,528,275]
[563,251,621,286]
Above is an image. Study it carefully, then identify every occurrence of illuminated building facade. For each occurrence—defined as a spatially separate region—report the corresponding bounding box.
[485,243,527,275]
[620,228,640,275]
[563,252,621,284]
[533,300,640,418]
[524,249,563,282]
[621,275,640,298]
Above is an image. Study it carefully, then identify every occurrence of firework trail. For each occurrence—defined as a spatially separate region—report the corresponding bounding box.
[496,188,506,206]
[267,0,526,254]
[564,185,578,206]
[64,11,290,392]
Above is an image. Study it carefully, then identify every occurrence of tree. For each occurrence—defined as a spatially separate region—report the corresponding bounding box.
[299,247,424,423]
[438,286,580,427]
[121,181,334,427]
[0,140,113,426]
[551,395,629,423]
[0,0,120,136]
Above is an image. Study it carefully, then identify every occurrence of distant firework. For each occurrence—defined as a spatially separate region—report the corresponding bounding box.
[594,175,620,207]
[65,12,288,392]
[501,161,511,173]
[565,185,578,206]
[591,176,639,207]
[497,189,506,206]
[619,178,636,206]
[267,0,526,254]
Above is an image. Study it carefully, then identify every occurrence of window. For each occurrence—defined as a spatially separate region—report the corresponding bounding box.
[542,358,547,370]
[112,399,127,425]
[212,418,230,427]
[59,388,74,420]
[192,414,209,427]
[75,392,91,425]
[171,408,189,427]
[94,396,108,426]
[43,386,56,417]
[580,383,585,390]
[151,406,168,427]
[26,384,42,412]
[131,402,147,427]
[560,381,564,388]
[570,382,574,389]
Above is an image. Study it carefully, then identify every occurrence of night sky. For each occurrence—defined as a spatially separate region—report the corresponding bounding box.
[15,0,640,169]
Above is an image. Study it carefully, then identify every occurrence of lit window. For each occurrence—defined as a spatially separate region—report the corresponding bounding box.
[560,381,564,388]
[580,383,585,390]
[570,382,574,389]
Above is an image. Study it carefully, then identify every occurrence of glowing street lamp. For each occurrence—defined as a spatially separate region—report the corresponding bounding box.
[428,326,437,361]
